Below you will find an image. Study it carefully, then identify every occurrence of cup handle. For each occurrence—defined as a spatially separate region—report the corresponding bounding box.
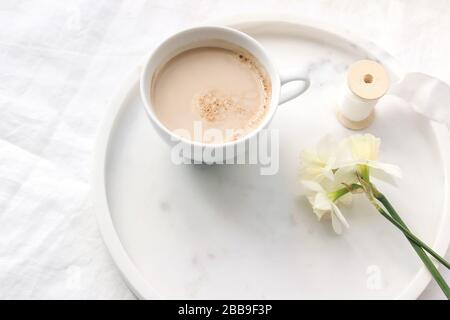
[279,74,310,105]
[389,72,450,130]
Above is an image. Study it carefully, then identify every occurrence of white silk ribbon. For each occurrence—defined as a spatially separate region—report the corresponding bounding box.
[389,73,450,130]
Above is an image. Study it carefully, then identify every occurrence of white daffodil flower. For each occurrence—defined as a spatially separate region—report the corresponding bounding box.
[349,133,380,161]
[345,134,402,180]
[300,133,400,235]
[300,133,450,295]
[302,179,350,235]
[299,135,347,182]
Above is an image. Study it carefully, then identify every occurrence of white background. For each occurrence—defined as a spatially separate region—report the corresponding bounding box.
[0,0,449,299]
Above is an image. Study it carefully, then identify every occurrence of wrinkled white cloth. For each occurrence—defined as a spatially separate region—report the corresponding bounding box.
[0,0,449,299]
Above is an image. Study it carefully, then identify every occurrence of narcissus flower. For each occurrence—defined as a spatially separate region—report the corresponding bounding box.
[345,134,402,180]
[299,133,401,234]
[299,133,450,297]
[299,135,347,182]
[302,180,349,234]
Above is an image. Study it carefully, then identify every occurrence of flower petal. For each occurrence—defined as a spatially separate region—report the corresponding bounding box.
[316,134,336,160]
[333,166,358,184]
[299,134,345,182]
[367,161,402,178]
[348,134,380,161]
[337,192,353,206]
[314,192,332,211]
[322,159,337,181]
[331,213,342,234]
[338,159,401,182]
[301,180,324,193]
[330,203,349,234]
[332,203,349,229]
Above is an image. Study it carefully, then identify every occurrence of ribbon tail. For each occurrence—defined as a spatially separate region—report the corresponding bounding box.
[389,72,450,130]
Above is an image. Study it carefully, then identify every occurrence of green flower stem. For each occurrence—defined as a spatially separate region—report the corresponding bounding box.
[333,184,450,269]
[329,184,361,202]
[375,191,450,300]
[357,164,370,182]
[374,202,450,269]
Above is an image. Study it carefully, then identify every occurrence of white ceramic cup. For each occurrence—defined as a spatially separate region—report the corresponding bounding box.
[140,26,310,163]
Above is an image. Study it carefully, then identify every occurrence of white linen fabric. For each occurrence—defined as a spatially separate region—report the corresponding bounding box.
[0,0,449,299]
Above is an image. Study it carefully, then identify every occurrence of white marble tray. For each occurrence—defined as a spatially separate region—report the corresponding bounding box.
[92,19,450,299]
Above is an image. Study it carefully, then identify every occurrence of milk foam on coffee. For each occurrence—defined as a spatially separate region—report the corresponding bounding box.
[151,46,271,143]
